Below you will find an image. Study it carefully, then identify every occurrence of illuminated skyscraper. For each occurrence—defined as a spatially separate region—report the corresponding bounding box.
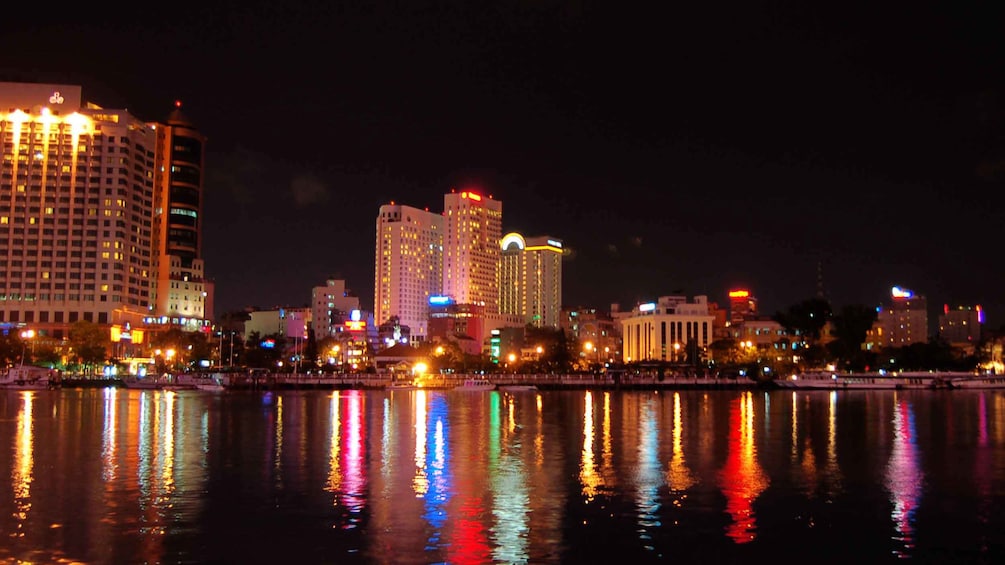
[374,203,443,341]
[149,102,209,330]
[0,83,154,338]
[442,190,502,312]
[0,82,212,343]
[500,232,563,328]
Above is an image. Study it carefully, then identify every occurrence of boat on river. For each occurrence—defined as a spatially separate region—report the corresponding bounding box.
[386,379,421,391]
[775,370,978,390]
[0,365,61,390]
[498,384,538,392]
[452,377,496,391]
[943,374,1005,389]
[122,374,197,390]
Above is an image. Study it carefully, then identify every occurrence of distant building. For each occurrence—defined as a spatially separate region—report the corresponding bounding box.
[374,204,443,341]
[442,190,502,312]
[939,304,983,350]
[244,307,311,340]
[311,278,360,339]
[875,286,929,346]
[619,295,715,364]
[499,232,564,328]
[561,307,621,365]
[728,289,757,325]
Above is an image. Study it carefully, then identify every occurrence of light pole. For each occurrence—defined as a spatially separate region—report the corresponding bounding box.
[19,329,35,367]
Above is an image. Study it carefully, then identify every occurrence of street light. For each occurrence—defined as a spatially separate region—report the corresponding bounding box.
[19,329,35,367]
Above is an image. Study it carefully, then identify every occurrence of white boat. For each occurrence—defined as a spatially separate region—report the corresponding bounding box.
[0,366,60,390]
[194,379,227,392]
[775,370,976,390]
[122,374,197,390]
[453,378,496,391]
[386,379,420,391]
[944,374,1005,389]
[498,385,538,392]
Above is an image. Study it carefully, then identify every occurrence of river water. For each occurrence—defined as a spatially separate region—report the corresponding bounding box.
[1,387,1003,564]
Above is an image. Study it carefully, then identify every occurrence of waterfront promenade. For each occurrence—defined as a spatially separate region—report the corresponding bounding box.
[216,372,760,391]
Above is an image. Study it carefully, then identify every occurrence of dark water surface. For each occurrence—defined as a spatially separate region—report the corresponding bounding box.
[2,387,1004,564]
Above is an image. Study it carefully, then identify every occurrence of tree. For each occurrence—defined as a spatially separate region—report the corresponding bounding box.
[827,304,878,370]
[774,298,832,344]
[68,320,109,373]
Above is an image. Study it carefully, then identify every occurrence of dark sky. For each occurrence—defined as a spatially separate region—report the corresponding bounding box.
[4,2,1005,328]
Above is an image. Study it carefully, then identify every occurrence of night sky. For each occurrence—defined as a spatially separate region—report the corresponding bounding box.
[4,2,1005,329]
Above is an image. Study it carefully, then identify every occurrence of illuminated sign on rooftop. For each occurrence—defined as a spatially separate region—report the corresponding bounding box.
[891,286,914,299]
[639,302,656,312]
[460,191,482,201]
[728,290,750,298]
[429,295,453,305]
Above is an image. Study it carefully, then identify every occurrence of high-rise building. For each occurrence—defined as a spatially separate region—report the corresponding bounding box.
[374,203,443,341]
[0,83,152,338]
[876,286,929,346]
[500,232,563,328]
[149,101,209,330]
[442,190,502,312]
[0,81,212,345]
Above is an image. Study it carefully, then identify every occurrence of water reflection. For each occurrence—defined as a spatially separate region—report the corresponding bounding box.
[665,392,696,498]
[886,395,922,558]
[719,391,768,543]
[12,392,34,537]
[4,389,1005,563]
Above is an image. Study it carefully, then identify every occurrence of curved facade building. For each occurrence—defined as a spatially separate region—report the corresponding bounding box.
[150,102,210,329]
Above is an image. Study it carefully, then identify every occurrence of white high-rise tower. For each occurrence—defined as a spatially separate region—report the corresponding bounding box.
[374,203,443,341]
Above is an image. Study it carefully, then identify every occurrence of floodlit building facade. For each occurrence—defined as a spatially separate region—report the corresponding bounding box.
[620,295,715,363]
[0,82,158,339]
[374,203,443,342]
[500,232,563,328]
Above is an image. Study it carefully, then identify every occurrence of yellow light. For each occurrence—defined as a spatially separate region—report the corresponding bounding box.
[413,362,428,375]
[728,290,750,298]
[507,353,516,363]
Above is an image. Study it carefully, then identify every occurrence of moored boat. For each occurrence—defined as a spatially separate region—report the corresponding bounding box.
[775,370,976,390]
[122,374,197,390]
[0,365,61,390]
[452,377,496,391]
[498,384,537,392]
[386,379,420,391]
[944,374,1005,389]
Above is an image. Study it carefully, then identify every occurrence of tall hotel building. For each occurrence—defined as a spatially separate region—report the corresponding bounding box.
[442,190,502,312]
[0,82,210,340]
[374,204,443,341]
[500,232,563,328]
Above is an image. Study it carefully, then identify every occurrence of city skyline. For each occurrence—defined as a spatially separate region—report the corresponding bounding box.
[5,3,1003,327]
